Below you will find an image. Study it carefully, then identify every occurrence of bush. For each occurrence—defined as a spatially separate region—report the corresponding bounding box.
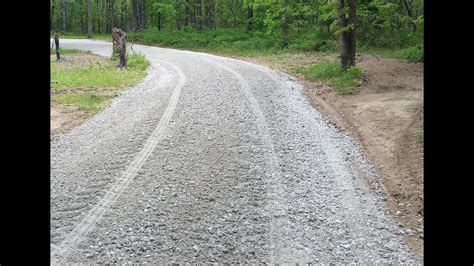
[300,61,341,80]
[332,65,363,94]
[126,53,149,71]
[296,61,363,94]
[397,44,423,62]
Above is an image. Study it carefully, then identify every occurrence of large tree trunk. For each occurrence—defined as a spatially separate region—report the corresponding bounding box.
[402,0,416,32]
[87,0,92,38]
[338,0,356,70]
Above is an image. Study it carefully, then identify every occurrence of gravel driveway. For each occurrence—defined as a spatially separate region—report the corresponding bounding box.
[51,39,416,264]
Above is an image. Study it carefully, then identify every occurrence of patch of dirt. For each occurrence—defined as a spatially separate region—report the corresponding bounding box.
[306,55,423,261]
[246,53,424,261]
[51,103,91,139]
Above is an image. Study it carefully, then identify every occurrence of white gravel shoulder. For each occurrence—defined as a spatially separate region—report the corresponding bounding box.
[51,39,417,264]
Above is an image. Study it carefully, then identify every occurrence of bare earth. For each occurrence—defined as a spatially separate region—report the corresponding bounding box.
[248,54,424,260]
[51,103,91,139]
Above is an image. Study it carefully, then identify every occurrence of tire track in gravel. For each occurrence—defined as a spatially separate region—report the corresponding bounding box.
[205,59,310,263]
[52,60,187,262]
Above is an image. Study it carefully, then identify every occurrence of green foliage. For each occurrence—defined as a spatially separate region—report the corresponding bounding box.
[50,48,90,55]
[126,53,149,72]
[416,128,424,140]
[299,61,341,80]
[332,66,363,94]
[52,0,423,59]
[129,27,277,54]
[295,61,362,95]
[53,93,104,113]
[397,44,423,62]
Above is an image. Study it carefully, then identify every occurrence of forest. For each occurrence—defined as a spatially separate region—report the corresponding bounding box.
[50,0,423,62]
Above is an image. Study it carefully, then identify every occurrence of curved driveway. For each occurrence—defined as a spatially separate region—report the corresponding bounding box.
[51,39,415,264]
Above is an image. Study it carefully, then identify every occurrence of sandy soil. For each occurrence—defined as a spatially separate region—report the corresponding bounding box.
[51,103,91,139]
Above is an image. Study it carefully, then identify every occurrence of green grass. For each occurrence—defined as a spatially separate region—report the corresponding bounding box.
[50,48,90,55]
[416,128,424,140]
[51,53,149,90]
[51,53,149,114]
[58,32,112,41]
[53,93,104,113]
[294,61,363,94]
[359,44,423,63]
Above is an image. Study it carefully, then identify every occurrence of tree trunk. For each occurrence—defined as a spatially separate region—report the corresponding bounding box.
[348,0,356,67]
[281,0,289,47]
[140,0,147,30]
[87,0,92,38]
[110,0,115,33]
[247,3,253,32]
[184,0,189,26]
[117,29,127,68]
[54,33,60,61]
[402,0,416,32]
[192,0,197,29]
[131,0,138,31]
[174,0,181,30]
[158,13,162,31]
[338,0,350,70]
[197,0,203,31]
[61,0,67,32]
[228,2,237,28]
[112,28,121,57]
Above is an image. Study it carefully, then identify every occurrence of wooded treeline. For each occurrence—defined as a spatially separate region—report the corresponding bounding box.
[51,0,423,49]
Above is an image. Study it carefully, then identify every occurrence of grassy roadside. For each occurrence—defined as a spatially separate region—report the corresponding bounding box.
[51,49,149,114]
[292,61,363,94]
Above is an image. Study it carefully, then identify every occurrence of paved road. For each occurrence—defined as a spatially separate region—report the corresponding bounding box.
[51,39,416,264]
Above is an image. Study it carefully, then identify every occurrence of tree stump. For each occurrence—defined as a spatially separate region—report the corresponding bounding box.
[112,28,121,59]
[117,29,127,68]
[54,33,60,61]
